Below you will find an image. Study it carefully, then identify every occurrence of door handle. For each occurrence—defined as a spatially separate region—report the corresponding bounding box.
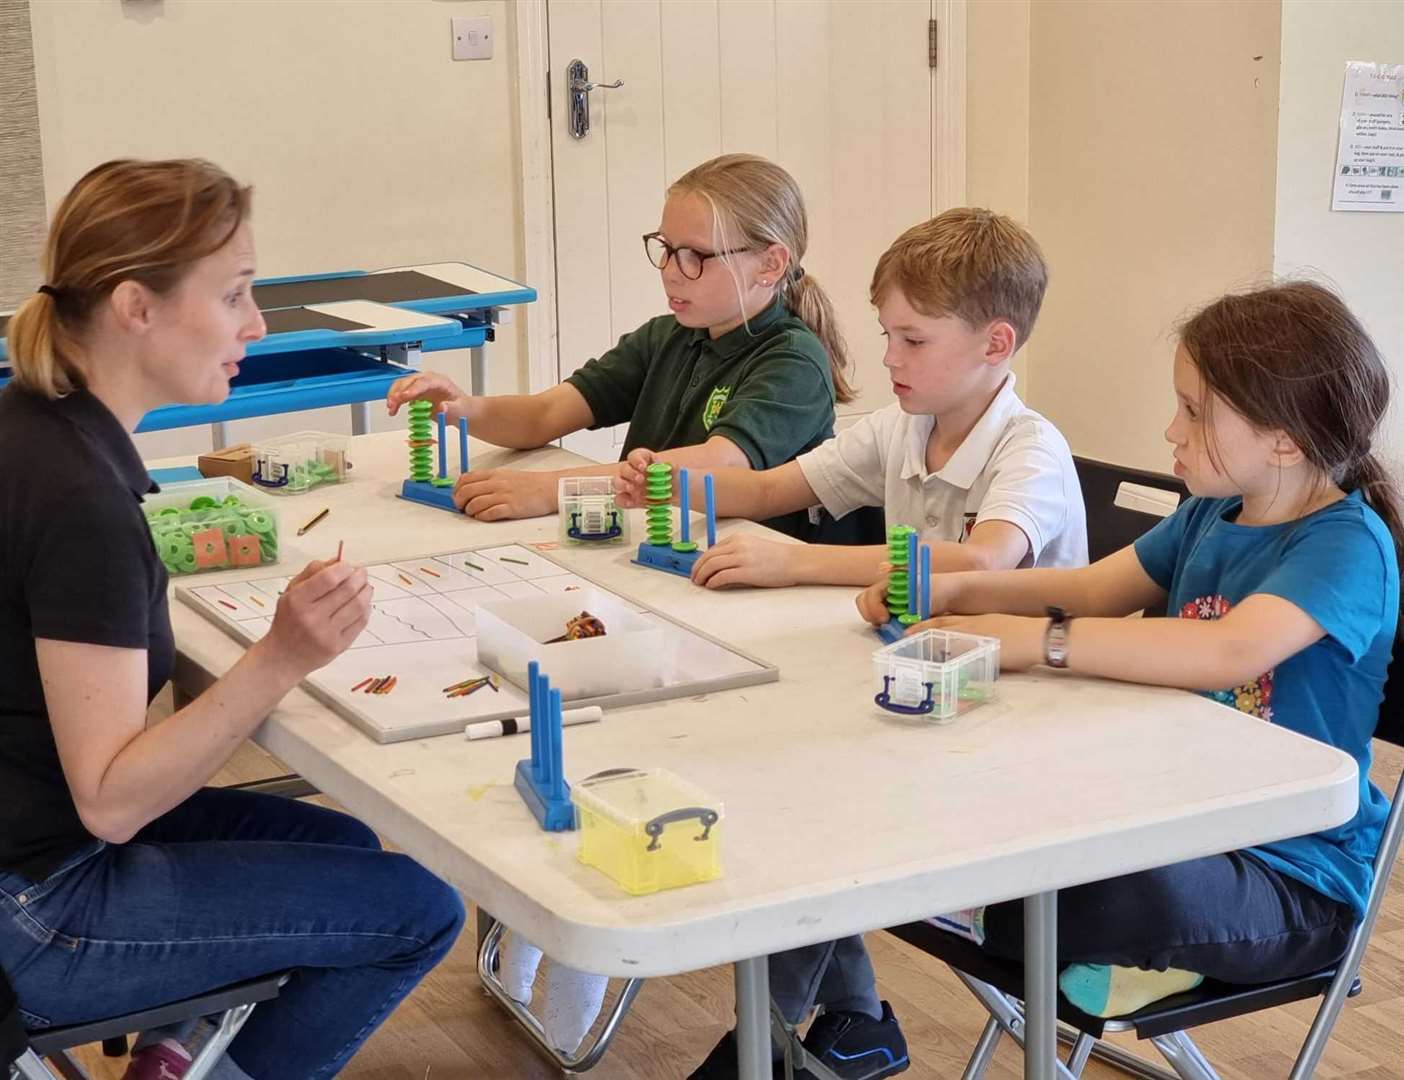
[567,58,623,140]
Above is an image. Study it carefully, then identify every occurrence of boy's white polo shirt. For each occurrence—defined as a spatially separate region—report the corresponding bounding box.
[797,375,1088,568]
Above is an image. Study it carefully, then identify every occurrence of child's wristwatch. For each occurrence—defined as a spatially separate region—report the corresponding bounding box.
[1044,606,1072,668]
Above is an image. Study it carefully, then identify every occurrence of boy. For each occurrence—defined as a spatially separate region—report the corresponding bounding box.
[622,208,1088,1079]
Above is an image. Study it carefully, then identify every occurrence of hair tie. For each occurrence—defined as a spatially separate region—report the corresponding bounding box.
[792,266,805,282]
[37,284,61,299]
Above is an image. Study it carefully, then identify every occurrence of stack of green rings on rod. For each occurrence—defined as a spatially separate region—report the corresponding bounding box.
[644,462,675,546]
[144,492,279,576]
[885,524,916,624]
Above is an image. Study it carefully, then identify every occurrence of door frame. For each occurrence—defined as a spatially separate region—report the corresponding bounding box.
[514,0,968,394]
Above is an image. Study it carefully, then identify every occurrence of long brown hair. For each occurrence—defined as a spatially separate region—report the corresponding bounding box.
[1177,281,1404,569]
[670,154,855,403]
[5,158,252,398]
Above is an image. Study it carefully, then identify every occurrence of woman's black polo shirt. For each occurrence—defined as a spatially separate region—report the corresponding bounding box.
[0,384,172,881]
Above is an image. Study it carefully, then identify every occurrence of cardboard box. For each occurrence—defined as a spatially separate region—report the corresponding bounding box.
[197,443,254,485]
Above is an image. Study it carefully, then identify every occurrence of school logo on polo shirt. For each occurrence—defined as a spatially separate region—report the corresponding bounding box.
[702,385,732,430]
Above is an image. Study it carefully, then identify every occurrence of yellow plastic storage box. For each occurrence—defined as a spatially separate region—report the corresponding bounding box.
[572,768,723,895]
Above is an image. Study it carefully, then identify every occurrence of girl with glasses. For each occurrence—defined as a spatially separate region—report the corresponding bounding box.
[387,153,853,540]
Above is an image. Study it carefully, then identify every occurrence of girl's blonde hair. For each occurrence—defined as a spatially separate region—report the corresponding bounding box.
[6,158,252,399]
[670,154,855,404]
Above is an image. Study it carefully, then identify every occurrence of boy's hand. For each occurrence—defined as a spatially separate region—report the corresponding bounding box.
[856,573,892,625]
[616,448,662,509]
[913,614,1045,672]
[691,535,798,589]
[453,469,557,521]
[385,371,468,419]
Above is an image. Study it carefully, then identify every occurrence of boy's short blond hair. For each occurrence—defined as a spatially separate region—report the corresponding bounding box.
[870,208,1048,348]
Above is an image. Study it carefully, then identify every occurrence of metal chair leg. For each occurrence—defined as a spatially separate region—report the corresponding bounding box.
[476,916,642,1072]
[949,971,1179,1080]
[1066,1032,1096,1076]
[183,987,276,1080]
[961,1016,1004,1080]
[11,1049,59,1080]
[1149,1032,1222,1080]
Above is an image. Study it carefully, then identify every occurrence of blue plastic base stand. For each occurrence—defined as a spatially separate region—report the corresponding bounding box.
[399,478,461,513]
[632,542,701,578]
[874,618,906,644]
[513,758,575,831]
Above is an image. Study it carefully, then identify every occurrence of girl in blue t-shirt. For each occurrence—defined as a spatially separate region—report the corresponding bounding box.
[842,282,1399,1053]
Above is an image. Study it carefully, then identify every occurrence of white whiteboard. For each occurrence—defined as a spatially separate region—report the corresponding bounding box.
[176,544,777,743]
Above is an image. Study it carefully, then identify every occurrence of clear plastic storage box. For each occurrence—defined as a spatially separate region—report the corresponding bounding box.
[872,629,1000,722]
[251,431,348,495]
[558,476,629,546]
[143,477,280,576]
[572,767,723,895]
[475,588,664,700]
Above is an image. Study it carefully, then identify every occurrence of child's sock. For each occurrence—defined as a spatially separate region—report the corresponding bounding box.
[1059,963,1204,1017]
[542,963,610,1055]
[499,932,544,1005]
[928,906,986,945]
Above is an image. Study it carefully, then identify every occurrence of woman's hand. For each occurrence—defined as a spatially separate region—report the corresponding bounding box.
[262,559,372,676]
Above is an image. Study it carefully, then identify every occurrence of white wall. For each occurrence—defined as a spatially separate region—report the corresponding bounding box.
[1274,0,1404,459]
[1024,0,1282,474]
[965,0,1031,389]
[27,0,525,460]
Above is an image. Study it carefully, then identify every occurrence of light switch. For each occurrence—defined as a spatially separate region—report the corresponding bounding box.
[451,16,493,61]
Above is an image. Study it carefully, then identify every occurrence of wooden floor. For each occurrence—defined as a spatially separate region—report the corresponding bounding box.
[67,732,1404,1080]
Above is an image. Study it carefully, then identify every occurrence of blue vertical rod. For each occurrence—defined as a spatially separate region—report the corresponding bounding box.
[920,543,932,620]
[549,688,567,799]
[679,468,691,544]
[705,474,717,547]
[907,531,919,617]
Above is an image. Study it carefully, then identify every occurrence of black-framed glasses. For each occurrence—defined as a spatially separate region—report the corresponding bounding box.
[642,232,751,280]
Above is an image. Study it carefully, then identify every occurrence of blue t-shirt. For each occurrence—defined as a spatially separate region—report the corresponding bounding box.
[1133,491,1397,917]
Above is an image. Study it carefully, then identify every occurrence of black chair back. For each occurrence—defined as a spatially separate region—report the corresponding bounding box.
[1376,662,1404,749]
[1073,456,1187,564]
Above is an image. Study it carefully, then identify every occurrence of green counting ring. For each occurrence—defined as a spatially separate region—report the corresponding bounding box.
[189,496,218,510]
[177,549,198,573]
[155,506,183,519]
[243,510,274,534]
[222,494,242,507]
[160,536,188,563]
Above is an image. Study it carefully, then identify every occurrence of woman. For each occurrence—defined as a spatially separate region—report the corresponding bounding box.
[0,159,464,1080]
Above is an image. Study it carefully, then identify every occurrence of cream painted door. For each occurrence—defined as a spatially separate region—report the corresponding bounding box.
[549,0,937,461]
